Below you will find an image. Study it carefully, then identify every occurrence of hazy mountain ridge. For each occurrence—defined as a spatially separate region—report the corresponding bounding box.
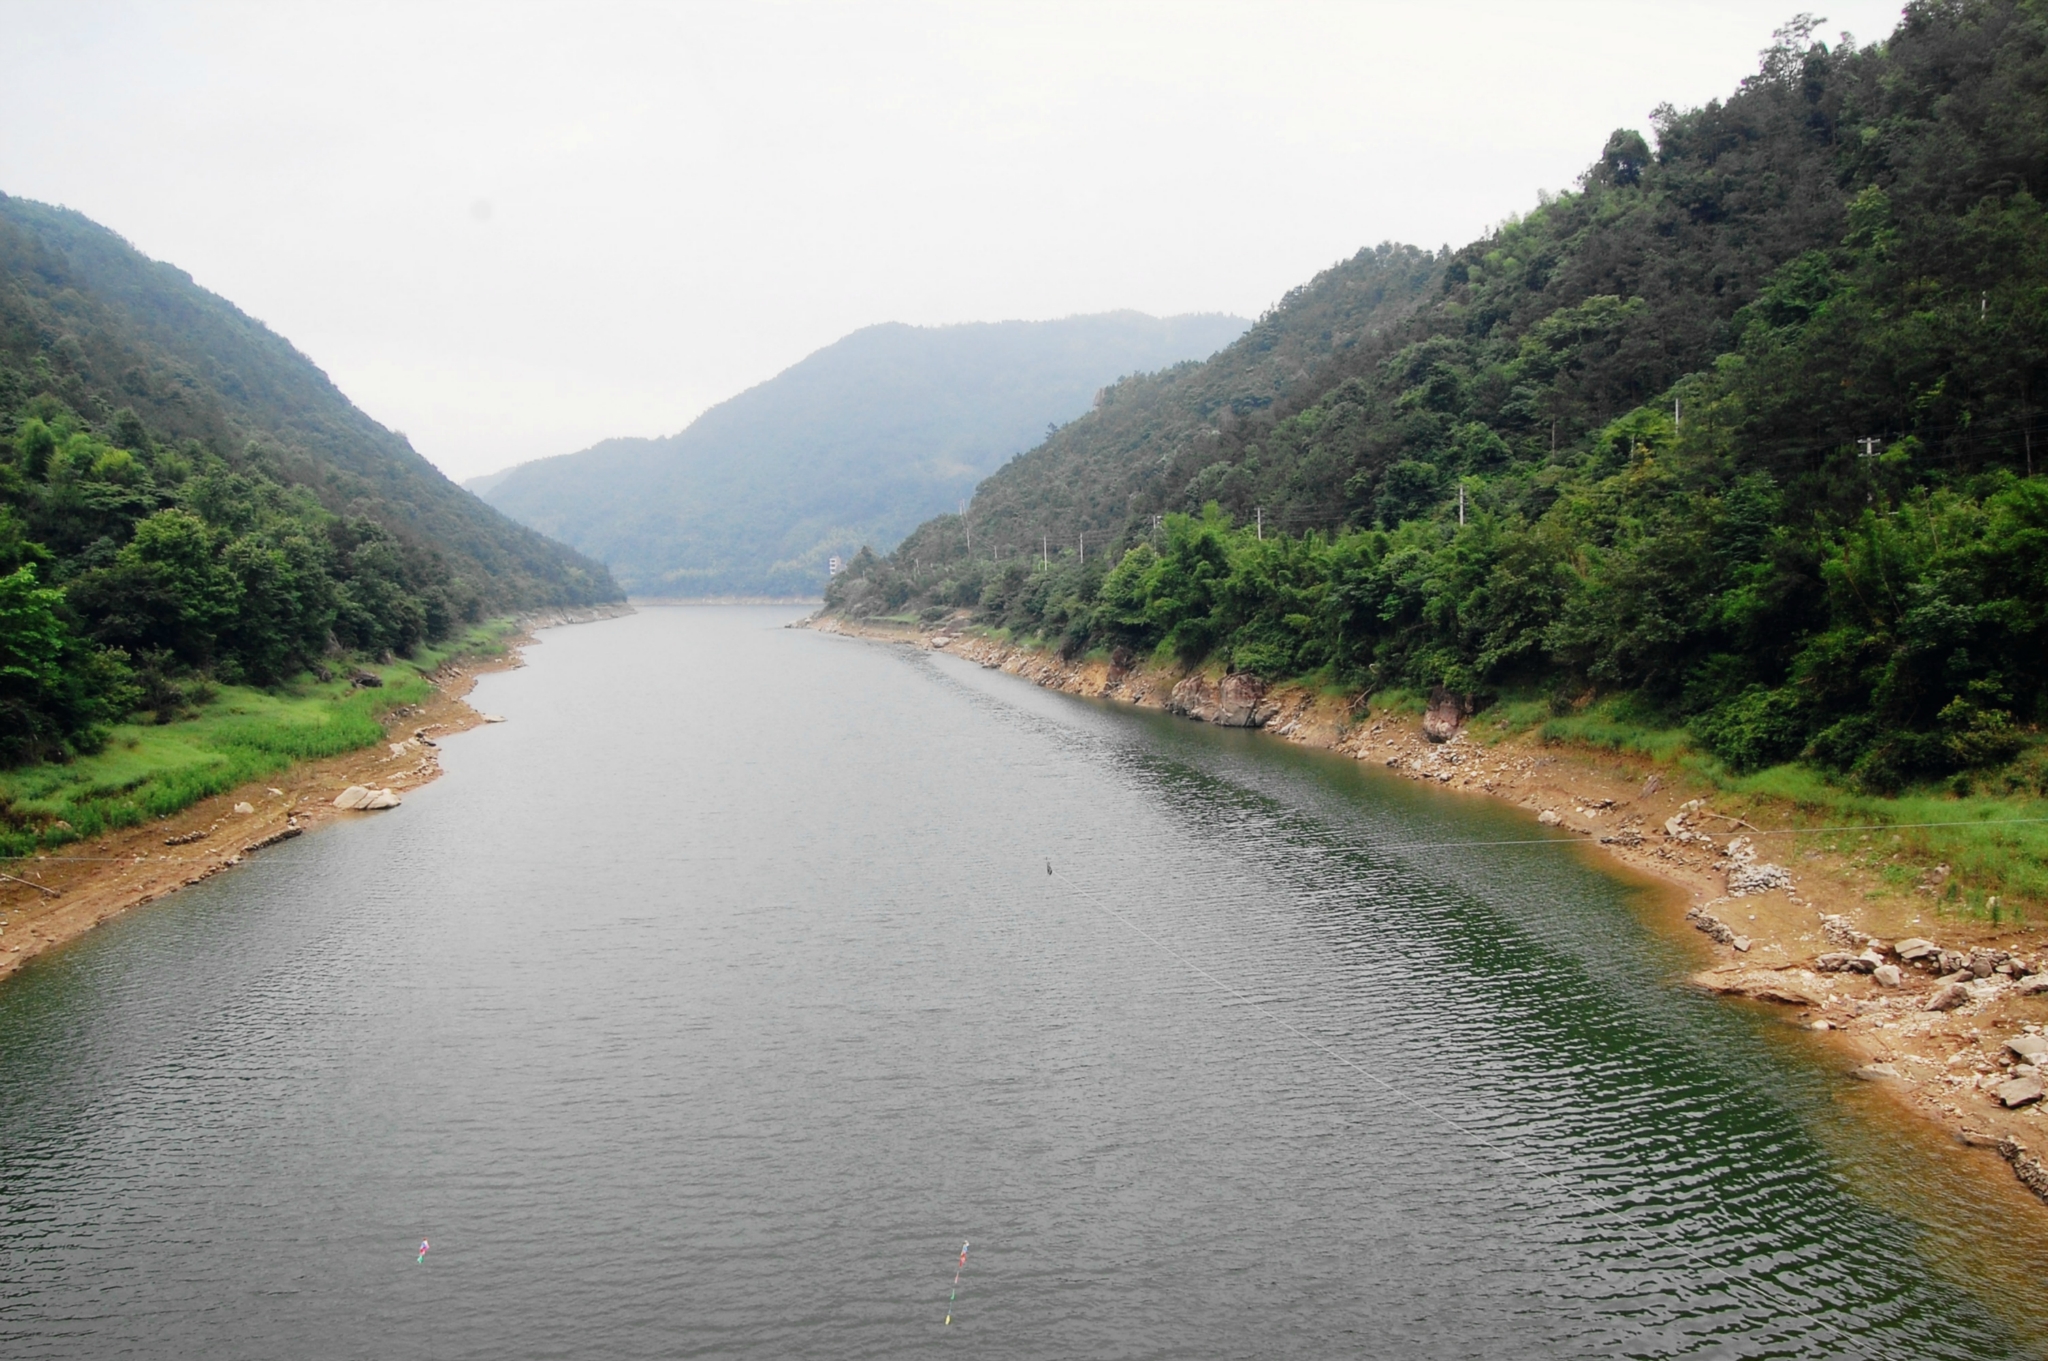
[473,311,1247,596]
[899,242,1444,561]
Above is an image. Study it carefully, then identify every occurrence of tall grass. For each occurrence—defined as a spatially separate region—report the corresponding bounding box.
[1458,691,2048,919]
[1534,696,1698,763]
[1721,765,2048,920]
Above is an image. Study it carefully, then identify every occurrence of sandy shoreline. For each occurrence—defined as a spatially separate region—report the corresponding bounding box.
[809,611,2048,1213]
[0,605,629,987]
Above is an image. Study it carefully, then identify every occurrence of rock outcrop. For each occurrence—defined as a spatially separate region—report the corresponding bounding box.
[1165,672,1278,728]
[1422,687,1468,743]
[1686,903,1752,952]
[333,785,402,811]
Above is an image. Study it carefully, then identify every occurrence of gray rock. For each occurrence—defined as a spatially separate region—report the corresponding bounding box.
[1996,1076,2045,1108]
[333,785,372,810]
[1894,937,1940,963]
[1214,673,1273,728]
[1873,964,1903,988]
[1938,949,1970,976]
[1422,686,1468,742]
[1854,1064,1902,1081]
[1686,904,1739,946]
[1727,859,1793,896]
[1926,982,1973,1012]
[1165,674,1217,722]
[1969,947,2011,978]
[2018,977,2048,997]
[2006,1034,2048,1065]
[361,789,403,811]
[1537,809,1562,826]
[1820,915,1866,948]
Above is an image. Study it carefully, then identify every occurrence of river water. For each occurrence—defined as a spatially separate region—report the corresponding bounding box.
[1,606,2044,1359]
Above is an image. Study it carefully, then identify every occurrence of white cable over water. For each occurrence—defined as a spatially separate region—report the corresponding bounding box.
[1043,859,1871,1357]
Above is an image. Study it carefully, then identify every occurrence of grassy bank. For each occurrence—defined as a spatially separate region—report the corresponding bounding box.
[1453,691,2048,922]
[0,620,516,858]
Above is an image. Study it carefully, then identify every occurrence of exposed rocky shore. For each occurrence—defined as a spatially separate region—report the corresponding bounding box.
[808,612,2048,1212]
[0,607,628,985]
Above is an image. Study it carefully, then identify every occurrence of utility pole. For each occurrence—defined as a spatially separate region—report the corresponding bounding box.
[1042,534,1048,569]
[1079,531,1085,566]
[1458,482,1466,525]
[1859,436,1882,459]
[1673,398,1681,433]
[2020,372,2035,477]
[1255,506,1263,540]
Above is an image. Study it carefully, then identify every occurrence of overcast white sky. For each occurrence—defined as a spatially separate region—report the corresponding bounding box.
[8,1,1907,481]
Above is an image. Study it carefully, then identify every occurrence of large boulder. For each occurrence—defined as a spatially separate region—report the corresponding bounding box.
[2006,1034,2048,1065]
[1894,937,1941,964]
[1422,686,1468,743]
[1926,982,1973,1012]
[1166,673,1217,720]
[1997,1076,2044,1109]
[1166,673,1277,728]
[1214,673,1272,728]
[333,785,373,810]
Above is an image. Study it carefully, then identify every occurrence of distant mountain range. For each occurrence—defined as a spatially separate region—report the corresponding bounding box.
[469,312,1247,597]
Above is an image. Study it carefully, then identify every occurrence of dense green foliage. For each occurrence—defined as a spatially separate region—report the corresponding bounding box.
[836,2,2048,796]
[474,313,1247,596]
[0,194,620,764]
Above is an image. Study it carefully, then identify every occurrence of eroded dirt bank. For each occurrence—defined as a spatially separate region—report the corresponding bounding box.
[809,612,2048,1210]
[0,605,629,985]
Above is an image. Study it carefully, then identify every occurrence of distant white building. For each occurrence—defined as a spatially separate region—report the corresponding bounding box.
[828,555,844,577]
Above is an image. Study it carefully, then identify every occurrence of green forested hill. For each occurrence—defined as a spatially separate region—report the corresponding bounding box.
[0,194,620,762]
[472,312,1248,597]
[838,2,2048,797]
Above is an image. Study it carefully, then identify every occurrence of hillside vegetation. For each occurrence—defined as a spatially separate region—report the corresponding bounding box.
[0,194,620,767]
[474,312,1247,597]
[834,3,2048,806]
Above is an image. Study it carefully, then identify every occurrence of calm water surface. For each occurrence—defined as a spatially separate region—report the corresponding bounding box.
[2,607,2044,1358]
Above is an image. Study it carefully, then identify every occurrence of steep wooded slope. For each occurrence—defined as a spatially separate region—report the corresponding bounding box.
[844,3,2048,797]
[0,195,620,611]
[0,194,619,761]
